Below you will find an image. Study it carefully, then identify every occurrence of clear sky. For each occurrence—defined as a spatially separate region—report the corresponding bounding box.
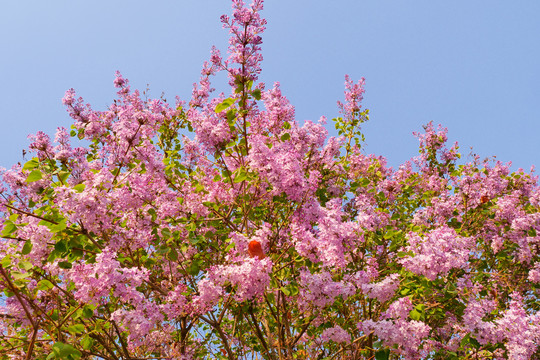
[1,0,538,171]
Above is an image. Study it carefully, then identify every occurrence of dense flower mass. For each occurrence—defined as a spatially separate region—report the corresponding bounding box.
[399,226,473,280]
[1,0,540,359]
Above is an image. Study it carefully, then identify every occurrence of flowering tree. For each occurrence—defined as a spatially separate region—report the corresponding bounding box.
[1,1,540,359]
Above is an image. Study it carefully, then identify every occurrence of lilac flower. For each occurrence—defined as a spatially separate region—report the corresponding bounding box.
[399,226,473,280]
[320,326,350,344]
[362,274,400,302]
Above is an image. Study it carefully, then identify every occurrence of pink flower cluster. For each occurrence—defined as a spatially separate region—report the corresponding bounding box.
[68,247,148,304]
[220,0,266,85]
[195,257,273,307]
[399,226,473,280]
[460,294,540,360]
[337,75,365,120]
[361,273,400,302]
[360,297,431,360]
[319,325,350,344]
[298,269,355,309]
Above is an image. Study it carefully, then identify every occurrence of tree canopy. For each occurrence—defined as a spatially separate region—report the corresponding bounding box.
[1,1,539,359]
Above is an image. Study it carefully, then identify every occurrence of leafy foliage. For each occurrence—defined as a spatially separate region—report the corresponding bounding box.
[1,1,540,359]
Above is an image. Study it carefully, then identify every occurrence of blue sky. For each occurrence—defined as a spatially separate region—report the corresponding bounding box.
[1,0,538,171]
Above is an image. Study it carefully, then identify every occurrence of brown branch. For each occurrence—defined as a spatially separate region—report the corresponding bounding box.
[247,304,271,358]
[0,265,36,330]
[25,321,40,360]
[198,315,235,359]
[289,315,316,348]
[3,204,59,227]
[112,320,131,358]
[327,335,368,360]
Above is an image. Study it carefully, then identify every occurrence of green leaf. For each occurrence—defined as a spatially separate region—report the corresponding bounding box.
[161,228,172,238]
[283,121,291,130]
[81,335,94,350]
[280,286,291,296]
[21,240,33,255]
[82,306,93,319]
[58,261,73,269]
[54,240,67,253]
[375,349,390,360]
[19,260,32,271]
[37,280,55,291]
[157,246,171,255]
[226,109,237,123]
[215,98,235,113]
[235,81,244,94]
[189,235,203,245]
[469,336,481,348]
[280,133,291,141]
[22,158,39,171]
[50,220,67,233]
[409,309,421,321]
[68,324,85,334]
[26,170,43,183]
[57,171,70,183]
[73,184,85,193]
[400,288,410,295]
[12,271,31,280]
[194,183,205,193]
[188,261,201,276]
[288,283,299,296]
[2,221,17,236]
[252,88,262,100]
[51,342,82,359]
[0,254,12,268]
[167,247,178,261]
[234,169,248,183]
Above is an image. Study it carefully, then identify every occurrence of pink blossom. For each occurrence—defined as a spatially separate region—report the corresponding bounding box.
[298,269,355,309]
[68,247,148,304]
[495,293,540,360]
[528,262,540,283]
[337,75,365,120]
[359,297,431,360]
[399,226,473,280]
[320,325,350,344]
[62,88,75,106]
[362,274,400,302]
[113,70,127,88]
